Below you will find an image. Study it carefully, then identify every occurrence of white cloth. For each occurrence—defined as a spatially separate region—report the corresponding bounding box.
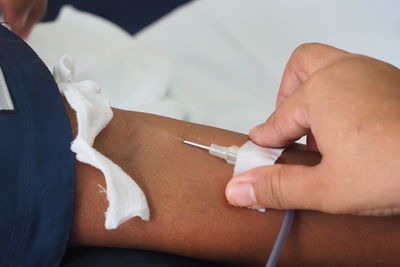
[28,2,400,135]
[136,0,400,134]
[54,55,150,230]
[27,6,184,120]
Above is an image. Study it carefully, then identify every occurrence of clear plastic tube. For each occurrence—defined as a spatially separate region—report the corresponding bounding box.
[182,140,239,165]
[209,144,239,165]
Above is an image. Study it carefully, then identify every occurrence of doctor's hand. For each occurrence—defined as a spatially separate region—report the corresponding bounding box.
[226,43,400,216]
[0,0,47,38]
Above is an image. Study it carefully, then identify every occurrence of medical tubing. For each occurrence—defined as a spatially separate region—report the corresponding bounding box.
[266,209,295,267]
[183,139,293,266]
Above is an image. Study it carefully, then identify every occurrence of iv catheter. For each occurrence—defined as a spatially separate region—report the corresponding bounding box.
[183,140,239,164]
[183,139,294,267]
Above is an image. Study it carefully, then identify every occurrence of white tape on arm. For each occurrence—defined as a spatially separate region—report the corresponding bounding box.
[233,140,284,212]
[234,140,284,176]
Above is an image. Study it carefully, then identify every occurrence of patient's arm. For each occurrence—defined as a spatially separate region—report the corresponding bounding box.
[67,106,400,266]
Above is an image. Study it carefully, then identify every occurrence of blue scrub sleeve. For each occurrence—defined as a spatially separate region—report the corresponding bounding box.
[0,25,76,266]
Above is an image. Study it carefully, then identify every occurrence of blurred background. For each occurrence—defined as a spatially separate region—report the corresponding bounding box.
[29,0,400,135]
[43,0,190,34]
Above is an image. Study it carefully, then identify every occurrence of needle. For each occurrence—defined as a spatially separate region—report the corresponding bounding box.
[182,140,210,150]
[182,139,239,165]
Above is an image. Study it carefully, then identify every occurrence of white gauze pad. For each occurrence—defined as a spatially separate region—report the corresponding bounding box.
[54,55,150,230]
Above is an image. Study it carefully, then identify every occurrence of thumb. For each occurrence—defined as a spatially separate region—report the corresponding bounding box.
[225,164,324,210]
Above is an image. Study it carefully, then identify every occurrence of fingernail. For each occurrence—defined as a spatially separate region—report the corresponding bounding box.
[227,182,257,207]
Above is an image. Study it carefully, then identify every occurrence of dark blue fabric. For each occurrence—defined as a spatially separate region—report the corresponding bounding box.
[43,0,191,35]
[0,25,75,267]
[61,247,226,267]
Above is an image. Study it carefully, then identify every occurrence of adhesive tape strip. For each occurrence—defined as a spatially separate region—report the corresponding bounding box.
[233,140,284,176]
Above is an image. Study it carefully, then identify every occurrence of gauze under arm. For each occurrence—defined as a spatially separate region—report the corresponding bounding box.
[54,55,150,230]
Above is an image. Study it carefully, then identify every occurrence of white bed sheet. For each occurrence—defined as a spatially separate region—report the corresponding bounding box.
[27,6,184,119]
[28,0,400,134]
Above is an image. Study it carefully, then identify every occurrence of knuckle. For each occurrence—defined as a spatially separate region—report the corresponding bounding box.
[288,43,328,81]
[292,42,327,62]
[295,42,325,54]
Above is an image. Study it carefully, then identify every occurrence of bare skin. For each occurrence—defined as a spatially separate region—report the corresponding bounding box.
[0,0,47,38]
[64,103,400,266]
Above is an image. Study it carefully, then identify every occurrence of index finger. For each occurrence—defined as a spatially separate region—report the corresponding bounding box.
[277,43,352,106]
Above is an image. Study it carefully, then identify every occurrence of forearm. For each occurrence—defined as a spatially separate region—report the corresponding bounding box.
[67,106,400,266]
